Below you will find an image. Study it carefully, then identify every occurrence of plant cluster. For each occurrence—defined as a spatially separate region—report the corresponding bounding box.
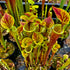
[0,0,70,70]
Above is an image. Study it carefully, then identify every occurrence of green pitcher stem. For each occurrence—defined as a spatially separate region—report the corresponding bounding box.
[36,46,40,64]
[1,34,6,50]
[25,57,28,67]
[29,53,33,66]
[33,47,37,66]
[64,23,70,31]
[14,35,22,52]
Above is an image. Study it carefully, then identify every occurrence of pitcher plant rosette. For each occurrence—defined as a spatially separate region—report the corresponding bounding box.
[0,59,15,70]
[0,0,70,69]
[0,10,15,59]
[52,54,70,70]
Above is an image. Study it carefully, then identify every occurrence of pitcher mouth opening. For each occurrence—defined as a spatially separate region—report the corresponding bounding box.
[21,37,33,48]
[32,32,44,45]
[25,45,33,53]
[23,23,36,33]
[53,24,64,34]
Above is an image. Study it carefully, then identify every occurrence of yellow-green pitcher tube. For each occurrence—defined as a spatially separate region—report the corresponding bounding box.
[0,28,6,50]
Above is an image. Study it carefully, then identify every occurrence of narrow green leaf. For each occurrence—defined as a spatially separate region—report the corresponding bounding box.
[25,0,30,12]
[66,0,70,11]
[5,0,14,16]
[60,0,66,8]
[5,0,19,27]
[16,0,24,16]
[13,6,20,26]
